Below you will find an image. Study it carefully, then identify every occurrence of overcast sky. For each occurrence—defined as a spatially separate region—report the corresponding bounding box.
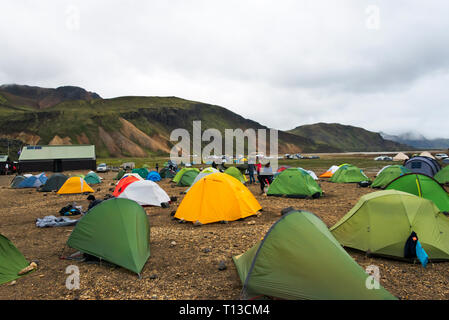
[1,1,449,138]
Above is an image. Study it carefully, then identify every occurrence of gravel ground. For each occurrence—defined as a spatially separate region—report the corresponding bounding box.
[1,169,449,300]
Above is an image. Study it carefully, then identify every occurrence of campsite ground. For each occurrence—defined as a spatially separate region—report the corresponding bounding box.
[1,158,449,300]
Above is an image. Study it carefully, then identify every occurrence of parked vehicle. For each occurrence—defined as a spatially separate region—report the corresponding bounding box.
[96,163,109,172]
[435,153,448,160]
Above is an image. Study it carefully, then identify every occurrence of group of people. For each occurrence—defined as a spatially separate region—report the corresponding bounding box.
[247,161,273,194]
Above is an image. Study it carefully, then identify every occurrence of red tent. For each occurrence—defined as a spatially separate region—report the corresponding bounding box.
[113,176,140,197]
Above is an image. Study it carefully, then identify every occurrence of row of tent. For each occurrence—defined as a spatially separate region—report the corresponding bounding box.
[9,188,448,299]
[11,171,103,192]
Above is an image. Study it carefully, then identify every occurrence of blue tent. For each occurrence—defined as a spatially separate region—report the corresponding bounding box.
[146,171,162,182]
[17,173,48,188]
[404,156,441,177]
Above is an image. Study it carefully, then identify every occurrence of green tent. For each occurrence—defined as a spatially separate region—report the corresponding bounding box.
[329,164,369,183]
[160,167,176,179]
[224,167,247,183]
[267,168,322,198]
[177,170,200,187]
[233,210,396,300]
[10,175,26,189]
[172,168,199,184]
[84,172,102,185]
[67,198,150,275]
[39,173,68,192]
[330,190,449,260]
[371,165,411,188]
[73,174,85,179]
[385,173,449,212]
[114,169,126,180]
[132,168,150,180]
[0,234,32,285]
[434,166,449,185]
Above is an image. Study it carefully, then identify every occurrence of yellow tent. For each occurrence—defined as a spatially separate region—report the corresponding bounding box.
[175,173,261,224]
[57,177,94,194]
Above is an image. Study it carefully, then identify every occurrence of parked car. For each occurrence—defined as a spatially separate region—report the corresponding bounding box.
[435,153,448,160]
[96,163,109,172]
[374,156,393,161]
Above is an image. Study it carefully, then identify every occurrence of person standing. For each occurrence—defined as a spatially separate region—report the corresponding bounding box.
[155,163,159,173]
[4,162,9,175]
[258,162,273,194]
[247,163,256,184]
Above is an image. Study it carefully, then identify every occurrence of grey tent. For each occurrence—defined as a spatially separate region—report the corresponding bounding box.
[404,156,441,177]
[39,173,68,192]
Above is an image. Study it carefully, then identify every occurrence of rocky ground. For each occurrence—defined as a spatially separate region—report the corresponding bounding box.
[1,168,449,300]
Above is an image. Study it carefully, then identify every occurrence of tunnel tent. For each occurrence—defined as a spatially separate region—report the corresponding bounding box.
[330,190,449,261]
[0,233,34,285]
[371,165,411,189]
[67,198,150,275]
[233,210,396,300]
[385,173,449,212]
[404,156,440,177]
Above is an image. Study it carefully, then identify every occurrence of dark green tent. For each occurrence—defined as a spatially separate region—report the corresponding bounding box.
[10,175,26,189]
[84,172,102,185]
[172,168,199,183]
[0,234,32,285]
[159,167,176,179]
[434,166,449,185]
[132,168,150,180]
[67,198,150,275]
[114,169,126,180]
[331,190,449,260]
[385,173,449,212]
[39,173,68,192]
[177,170,200,187]
[329,164,370,183]
[233,210,396,300]
[371,165,411,188]
[267,168,322,198]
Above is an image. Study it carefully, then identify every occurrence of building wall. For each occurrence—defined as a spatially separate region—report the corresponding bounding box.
[19,159,96,173]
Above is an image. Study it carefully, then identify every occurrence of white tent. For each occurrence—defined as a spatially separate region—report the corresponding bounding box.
[118,180,170,206]
[419,151,435,159]
[298,167,319,180]
[393,152,409,161]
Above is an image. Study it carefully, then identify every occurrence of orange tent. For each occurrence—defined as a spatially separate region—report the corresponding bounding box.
[57,177,94,194]
[174,172,261,224]
[113,176,140,197]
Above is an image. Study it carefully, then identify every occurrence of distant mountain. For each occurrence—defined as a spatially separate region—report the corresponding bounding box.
[0,84,341,159]
[0,84,101,109]
[380,132,449,150]
[288,123,412,152]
